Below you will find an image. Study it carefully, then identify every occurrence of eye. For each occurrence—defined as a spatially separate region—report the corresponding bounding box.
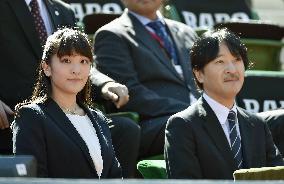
[235,57,242,62]
[81,59,90,64]
[60,58,71,64]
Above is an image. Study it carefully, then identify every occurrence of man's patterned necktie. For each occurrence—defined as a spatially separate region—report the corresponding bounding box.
[30,0,48,46]
[228,110,243,169]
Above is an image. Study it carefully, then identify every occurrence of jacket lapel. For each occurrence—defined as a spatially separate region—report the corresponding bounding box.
[8,0,42,59]
[166,20,200,97]
[44,0,61,31]
[198,98,237,171]
[237,107,254,168]
[121,11,184,83]
[80,104,109,177]
[42,99,98,175]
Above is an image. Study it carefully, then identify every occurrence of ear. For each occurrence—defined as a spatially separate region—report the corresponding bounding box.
[42,61,51,77]
[193,69,204,84]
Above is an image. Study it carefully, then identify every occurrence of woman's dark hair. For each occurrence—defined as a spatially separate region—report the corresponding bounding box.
[190,28,250,90]
[15,28,93,112]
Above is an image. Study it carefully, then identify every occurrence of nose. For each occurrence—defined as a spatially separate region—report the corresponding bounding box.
[71,63,81,75]
[225,61,237,73]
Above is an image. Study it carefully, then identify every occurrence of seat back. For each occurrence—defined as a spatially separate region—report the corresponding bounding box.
[137,160,167,179]
[236,70,284,113]
[82,13,120,35]
[0,155,37,177]
[214,21,284,71]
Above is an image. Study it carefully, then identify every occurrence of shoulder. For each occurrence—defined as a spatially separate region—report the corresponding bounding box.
[238,107,261,119]
[16,103,44,119]
[95,12,136,40]
[13,103,46,130]
[165,18,197,34]
[258,109,284,123]
[96,16,124,35]
[238,107,266,127]
[167,103,200,129]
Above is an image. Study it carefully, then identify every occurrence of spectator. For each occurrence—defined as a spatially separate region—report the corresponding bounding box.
[94,0,200,158]
[0,0,139,178]
[258,109,284,156]
[12,28,121,178]
[164,28,283,179]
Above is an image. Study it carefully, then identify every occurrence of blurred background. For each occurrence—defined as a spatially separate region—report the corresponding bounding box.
[253,0,284,26]
[64,0,284,71]
[253,0,284,69]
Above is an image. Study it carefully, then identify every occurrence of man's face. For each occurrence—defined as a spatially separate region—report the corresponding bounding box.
[122,0,162,19]
[194,42,245,106]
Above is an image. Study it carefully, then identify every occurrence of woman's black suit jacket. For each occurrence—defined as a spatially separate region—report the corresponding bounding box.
[12,98,121,178]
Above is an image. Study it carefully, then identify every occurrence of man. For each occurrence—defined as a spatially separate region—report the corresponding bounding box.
[94,0,199,158]
[164,28,284,179]
[258,109,284,156]
[0,0,139,178]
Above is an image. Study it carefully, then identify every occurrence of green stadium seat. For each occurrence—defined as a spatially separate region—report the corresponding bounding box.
[137,160,167,179]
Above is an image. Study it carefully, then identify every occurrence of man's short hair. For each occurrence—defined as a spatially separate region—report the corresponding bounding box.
[190,28,250,89]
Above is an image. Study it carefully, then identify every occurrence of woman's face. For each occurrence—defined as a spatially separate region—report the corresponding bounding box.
[43,53,91,97]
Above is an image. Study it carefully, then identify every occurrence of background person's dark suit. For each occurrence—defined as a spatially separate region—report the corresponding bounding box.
[258,109,284,157]
[13,98,121,178]
[0,0,75,154]
[94,9,199,157]
[165,97,283,179]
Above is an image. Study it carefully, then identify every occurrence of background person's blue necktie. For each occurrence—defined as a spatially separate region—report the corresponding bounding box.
[147,21,178,65]
[30,0,48,46]
[228,110,243,169]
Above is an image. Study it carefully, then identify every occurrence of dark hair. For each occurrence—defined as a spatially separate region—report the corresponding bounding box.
[190,28,250,90]
[15,28,93,113]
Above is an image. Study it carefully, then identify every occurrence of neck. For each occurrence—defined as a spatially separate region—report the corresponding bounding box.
[144,13,158,20]
[130,9,159,20]
[51,92,77,111]
[205,92,235,109]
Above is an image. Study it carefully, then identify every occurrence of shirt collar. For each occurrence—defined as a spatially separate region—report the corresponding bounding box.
[25,0,32,6]
[25,0,44,12]
[203,93,237,125]
[128,9,165,26]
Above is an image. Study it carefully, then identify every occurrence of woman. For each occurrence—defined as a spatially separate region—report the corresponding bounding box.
[12,28,121,178]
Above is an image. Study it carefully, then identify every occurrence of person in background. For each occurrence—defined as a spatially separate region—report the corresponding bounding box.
[165,28,283,179]
[94,0,200,159]
[258,109,284,156]
[13,28,121,178]
[0,0,139,178]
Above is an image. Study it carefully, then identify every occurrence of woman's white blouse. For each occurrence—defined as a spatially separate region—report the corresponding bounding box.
[66,114,103,178]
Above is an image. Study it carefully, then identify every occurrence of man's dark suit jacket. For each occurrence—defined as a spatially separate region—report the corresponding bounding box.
[165,97,284,179]
[258,109,284,157]
[13,98,121,178]
[0,0,75,153]
[94,9,199,119]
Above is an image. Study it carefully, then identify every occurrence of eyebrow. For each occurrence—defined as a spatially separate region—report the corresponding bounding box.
[216,54,224,58]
